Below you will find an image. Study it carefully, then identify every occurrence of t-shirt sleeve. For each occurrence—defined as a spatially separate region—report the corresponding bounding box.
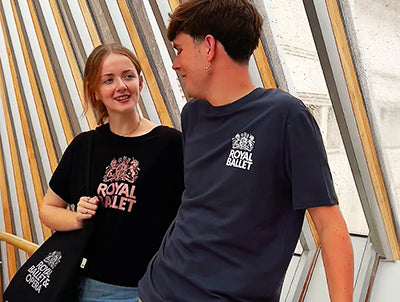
[49,132,90,205]
[285,106,338,210]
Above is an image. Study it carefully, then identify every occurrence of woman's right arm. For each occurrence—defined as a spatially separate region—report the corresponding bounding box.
[40,188,97,231]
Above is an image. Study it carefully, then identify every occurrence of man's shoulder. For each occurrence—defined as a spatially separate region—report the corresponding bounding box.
[245,88,308,121]
[182,98,207,113]
[260,88,305,108]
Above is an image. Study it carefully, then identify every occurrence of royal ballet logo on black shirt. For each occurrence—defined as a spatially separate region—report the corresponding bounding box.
[102,156,140,183]
[226,132,254,171]
[97,156,140,212]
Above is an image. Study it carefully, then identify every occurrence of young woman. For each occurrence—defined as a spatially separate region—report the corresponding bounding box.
[40,43,184,302]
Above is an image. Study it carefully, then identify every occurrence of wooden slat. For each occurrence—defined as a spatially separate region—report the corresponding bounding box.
[305,210,319,246]
[253,41,277,89]
[26,1,75,144]
[117,0,173,127]
[47,0,97,130]
[0,107,17,279]
[325,0,400,259]
[0,4,33,250]
[0,232,39,256]
[9,0,53,240]
[78,0,101,47]
[168,0,180,11]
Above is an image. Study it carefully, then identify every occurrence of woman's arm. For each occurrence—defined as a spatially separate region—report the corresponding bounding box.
[40,188,97,231]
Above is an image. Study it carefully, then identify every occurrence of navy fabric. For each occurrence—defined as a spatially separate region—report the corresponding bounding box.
[138,88,338,301]
[50,125,184,287]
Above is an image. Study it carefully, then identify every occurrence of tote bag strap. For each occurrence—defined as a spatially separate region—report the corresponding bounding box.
[85,130,94,195]
[82,130,95,234]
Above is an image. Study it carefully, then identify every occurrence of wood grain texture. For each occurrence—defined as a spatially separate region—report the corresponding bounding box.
[26,0,75,143]
[253,42,277,89]
[0,232,39,255]
[118,0,173,127]
[78,0,101,47]
[0,108,17,279]
[325,0,400,259]
[0,3,33,250]
[9,0,52,240]
[47,0,97,131]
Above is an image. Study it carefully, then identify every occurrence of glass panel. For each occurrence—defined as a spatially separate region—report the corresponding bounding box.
[346,0,400,232]
[266,0,368,235]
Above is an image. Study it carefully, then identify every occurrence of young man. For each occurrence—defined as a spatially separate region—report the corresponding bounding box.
[138,0,354,301]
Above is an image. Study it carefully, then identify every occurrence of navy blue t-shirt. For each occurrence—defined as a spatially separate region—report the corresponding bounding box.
[139,88,338,301]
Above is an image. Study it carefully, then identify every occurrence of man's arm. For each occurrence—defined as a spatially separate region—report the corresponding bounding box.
[308,205,354,301]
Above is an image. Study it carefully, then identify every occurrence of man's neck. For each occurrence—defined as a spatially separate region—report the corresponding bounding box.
[207,85,255,107]
[198,42,256,106]
[205,66,255,106]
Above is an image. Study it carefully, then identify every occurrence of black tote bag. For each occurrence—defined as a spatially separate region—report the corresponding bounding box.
[3,131,94,302]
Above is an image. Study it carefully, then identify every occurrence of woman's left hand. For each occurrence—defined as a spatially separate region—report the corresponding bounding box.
[76,196,99,227]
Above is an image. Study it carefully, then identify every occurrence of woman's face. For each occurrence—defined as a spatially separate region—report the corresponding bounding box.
[96,53,143,117]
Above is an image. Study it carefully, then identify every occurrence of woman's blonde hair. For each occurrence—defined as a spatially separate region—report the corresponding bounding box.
[83,43,142,125]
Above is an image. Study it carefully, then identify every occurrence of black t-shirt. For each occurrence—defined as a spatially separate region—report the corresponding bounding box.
[50,124,184,286]
[139,88,338,301]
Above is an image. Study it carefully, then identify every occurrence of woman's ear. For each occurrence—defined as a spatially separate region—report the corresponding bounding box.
[139,75,144,92]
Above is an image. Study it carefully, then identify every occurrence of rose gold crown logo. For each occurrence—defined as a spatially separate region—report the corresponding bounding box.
[103,156,140,183]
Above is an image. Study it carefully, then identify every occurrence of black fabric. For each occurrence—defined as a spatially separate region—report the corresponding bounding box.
[3,224,93,302]
[3,131,94,302]
[49,125,184,286]
[139,88,338,301]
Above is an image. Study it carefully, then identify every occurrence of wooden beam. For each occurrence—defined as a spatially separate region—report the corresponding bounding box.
[168,0,180,11]
[253,41,277,89]
[0,114,17,279]
[26,1,75,144]
[0,232,39,256]
[47,0,97,130]
[78,0,101,47]
[325,0,400,259]
[9,0,55,241]
[0,3,33,249]
[118,0,173,127]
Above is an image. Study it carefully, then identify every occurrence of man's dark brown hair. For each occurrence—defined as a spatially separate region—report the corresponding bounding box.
[167,0,263,63]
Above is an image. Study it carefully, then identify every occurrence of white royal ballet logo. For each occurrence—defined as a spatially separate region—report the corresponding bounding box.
[25,250,63,294]
[226,132,255,170]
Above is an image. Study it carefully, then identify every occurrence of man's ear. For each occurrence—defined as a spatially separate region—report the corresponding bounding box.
[204,34,216,60]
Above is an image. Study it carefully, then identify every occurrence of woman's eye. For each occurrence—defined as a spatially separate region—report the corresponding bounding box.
[103,78,113,84]
[124,74,135,79]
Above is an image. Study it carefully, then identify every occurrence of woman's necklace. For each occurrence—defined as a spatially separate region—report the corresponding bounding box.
[119,115,142,137]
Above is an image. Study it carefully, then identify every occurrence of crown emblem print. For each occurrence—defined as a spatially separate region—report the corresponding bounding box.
[232,132,255,152]
[43,251,62,269]
[103,156,140,183]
